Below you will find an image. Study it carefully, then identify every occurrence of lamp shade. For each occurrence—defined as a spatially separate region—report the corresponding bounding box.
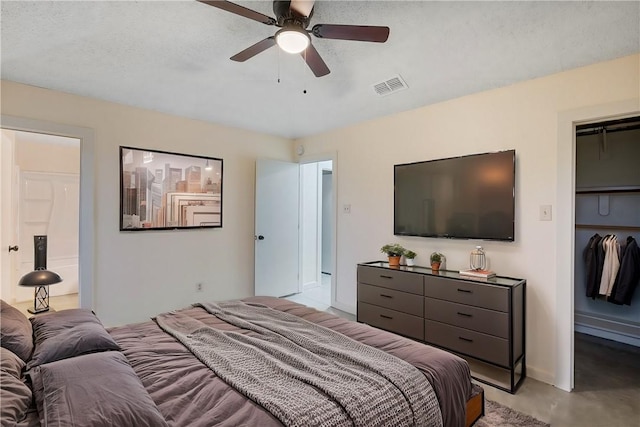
[275,27,310,54]
[18,270,62,287]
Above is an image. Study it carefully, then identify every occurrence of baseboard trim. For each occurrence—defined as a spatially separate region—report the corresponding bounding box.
[526,365,554,386]
[575,311,640,347]
[331,300,355,315]
[575,324,640,347]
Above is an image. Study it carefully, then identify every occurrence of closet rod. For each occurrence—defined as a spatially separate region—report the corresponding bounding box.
[576,186,640,194]
[576,124,640,136]
[576,224,640,231]
[576,117,640,134]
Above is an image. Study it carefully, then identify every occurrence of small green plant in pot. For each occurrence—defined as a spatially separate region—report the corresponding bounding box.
[404,250,417,266]
[430,252,444,271]
[381,243,405,267]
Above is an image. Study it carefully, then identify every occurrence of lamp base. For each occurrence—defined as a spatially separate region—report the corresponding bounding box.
[28,285,50,314]
[27,307,50,314]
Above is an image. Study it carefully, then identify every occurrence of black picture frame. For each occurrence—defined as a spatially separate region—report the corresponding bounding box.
[119,146,223,231]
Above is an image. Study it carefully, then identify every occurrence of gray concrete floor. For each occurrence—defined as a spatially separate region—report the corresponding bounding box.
[483,332,640,427]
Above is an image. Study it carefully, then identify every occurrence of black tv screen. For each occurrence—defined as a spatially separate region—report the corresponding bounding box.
[394,150,515,241]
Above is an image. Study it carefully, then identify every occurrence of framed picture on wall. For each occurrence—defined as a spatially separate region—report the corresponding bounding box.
[119,146,223,231]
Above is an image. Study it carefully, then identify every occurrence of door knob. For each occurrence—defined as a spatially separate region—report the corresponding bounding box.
[8,245,19,253]
[258,235,265,240]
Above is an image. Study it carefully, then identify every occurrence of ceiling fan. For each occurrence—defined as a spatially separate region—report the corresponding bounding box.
[198,0,390,77]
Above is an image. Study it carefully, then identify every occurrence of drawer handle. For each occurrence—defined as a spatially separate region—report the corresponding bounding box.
[457,288,473,294]
[380,294,393,299]
[458,337,474,343]
[380,275,393,279]
[380,314,393,320]
[457,312,473,318]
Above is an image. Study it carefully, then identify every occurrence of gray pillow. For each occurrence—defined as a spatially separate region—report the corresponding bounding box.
[0,300,33,362]
[1,346,25,377]
[29,351,169,427]
[27,308,120,370]
[1,347,32,425]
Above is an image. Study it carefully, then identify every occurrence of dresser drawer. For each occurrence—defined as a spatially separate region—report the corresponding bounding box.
[358,266,423,295]
[424,276,508,312]
[358,283,423,316]
[358,302,424,340]
[425,320,509,367]
[424,297,509,338]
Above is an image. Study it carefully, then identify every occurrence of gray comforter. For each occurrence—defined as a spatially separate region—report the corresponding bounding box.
[108,297,472,427]
[156,300,442,427]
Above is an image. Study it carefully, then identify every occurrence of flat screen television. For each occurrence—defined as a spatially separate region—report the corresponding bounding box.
[394,150,515,241]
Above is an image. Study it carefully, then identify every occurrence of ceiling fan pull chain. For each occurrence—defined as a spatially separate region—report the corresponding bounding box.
[303,48,308,94]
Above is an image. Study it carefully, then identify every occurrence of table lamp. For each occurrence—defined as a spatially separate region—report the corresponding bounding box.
[18,236,62,314]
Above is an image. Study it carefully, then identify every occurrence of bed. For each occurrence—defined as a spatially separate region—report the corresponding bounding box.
[0,297,483,427]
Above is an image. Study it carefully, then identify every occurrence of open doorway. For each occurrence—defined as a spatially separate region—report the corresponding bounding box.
[572,116,640,406]
[287,159,334,311]
[555,100,638,392]
[1,129,81,316]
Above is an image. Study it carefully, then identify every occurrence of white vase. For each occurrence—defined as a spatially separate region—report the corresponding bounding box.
[406,258,415,266]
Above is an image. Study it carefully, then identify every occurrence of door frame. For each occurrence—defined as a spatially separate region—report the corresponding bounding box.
[1,115,95,310]
[0,129,17,302]
[298,152,338,309]
[555,99,639,392]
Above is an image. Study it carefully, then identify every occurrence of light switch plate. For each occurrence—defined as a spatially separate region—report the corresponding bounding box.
[540,205,552,221]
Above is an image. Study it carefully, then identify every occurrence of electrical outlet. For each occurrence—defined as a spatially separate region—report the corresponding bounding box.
[540,205,552,221]
[343,204,351,214]
[196,283,203,292]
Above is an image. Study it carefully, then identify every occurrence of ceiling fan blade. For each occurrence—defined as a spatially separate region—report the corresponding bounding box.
[312,24,390,42]
[230,37,276,62]
[301,44,330,77]
[290,0,315,18]
[198,0,276,25]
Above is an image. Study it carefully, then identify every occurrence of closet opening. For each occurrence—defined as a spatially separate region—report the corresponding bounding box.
[573,115,640,401]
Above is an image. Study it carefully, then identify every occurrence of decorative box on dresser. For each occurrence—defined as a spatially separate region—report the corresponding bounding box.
[357,261,526,393]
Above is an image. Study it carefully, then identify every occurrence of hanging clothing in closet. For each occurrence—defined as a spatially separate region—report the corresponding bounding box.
[584,233,603,299]
[608,236,640,305]
[599,235,620,297]
[584,234,640,304]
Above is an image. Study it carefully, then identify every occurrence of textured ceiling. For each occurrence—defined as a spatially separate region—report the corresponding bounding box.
[1,1,639,139]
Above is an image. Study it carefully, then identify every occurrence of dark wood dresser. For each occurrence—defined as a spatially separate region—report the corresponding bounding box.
[357,261,526,393]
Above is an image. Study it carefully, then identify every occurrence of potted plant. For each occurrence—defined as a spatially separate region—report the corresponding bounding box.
[380,243,405,267]
[430,252,444,271]
[404,250,417,266]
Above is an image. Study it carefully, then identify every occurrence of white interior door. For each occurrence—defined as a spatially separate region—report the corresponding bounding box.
[255,159,299,297]
[15,172,79,302]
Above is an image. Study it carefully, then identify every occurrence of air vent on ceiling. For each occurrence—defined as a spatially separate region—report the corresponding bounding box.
[373,75,408,96]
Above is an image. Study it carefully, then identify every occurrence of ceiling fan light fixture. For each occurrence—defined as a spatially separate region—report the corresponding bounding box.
[275,26,310,54]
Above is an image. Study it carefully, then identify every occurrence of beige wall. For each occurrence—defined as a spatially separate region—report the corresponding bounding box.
[1,81,293,326]
[15,134,80,174]
[296,54,640,385]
